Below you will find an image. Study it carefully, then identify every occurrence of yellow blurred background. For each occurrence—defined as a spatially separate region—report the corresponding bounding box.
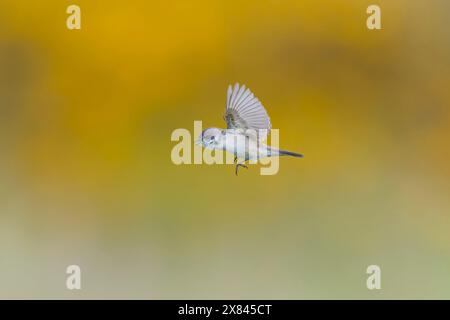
[0,0,449,298]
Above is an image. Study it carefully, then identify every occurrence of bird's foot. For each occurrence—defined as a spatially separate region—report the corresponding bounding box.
[235,163,248,176]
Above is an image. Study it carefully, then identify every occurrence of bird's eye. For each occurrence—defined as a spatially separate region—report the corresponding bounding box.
[210,136,214,141]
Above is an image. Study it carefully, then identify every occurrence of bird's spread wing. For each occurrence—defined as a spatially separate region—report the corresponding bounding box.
[224,83,271,140]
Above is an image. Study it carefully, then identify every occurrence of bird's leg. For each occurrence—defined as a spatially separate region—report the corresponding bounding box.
[234,156,237,164]
[235,162,248,176]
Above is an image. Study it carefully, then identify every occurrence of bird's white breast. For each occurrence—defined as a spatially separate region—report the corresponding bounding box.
[219,132,271,160]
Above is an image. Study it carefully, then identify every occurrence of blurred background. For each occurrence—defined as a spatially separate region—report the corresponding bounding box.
[0,0,449,299]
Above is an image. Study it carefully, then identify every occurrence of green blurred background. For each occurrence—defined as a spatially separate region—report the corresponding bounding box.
[0,0,449,299]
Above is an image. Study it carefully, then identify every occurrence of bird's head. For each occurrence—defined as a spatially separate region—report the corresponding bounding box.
[196,127,222,148]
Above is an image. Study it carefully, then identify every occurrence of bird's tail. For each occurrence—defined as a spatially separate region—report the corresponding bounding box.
[278,149,303,158]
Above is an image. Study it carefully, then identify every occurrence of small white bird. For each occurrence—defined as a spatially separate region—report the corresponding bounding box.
[197,83,303,175]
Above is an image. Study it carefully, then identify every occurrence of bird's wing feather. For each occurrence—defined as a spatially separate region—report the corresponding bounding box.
[224,83,271,140]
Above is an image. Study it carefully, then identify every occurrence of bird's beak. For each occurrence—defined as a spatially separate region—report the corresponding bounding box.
[195,139,202,146]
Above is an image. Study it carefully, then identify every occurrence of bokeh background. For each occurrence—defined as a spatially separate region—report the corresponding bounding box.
[0,0,449,299]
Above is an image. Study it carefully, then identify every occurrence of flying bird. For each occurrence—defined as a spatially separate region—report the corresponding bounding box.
[197,83,303,175]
